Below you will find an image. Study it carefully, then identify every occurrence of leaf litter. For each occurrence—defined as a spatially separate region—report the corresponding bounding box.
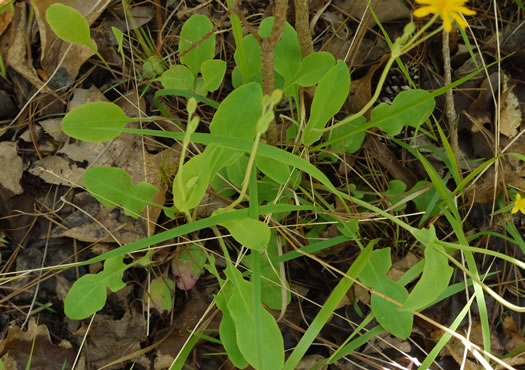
[0,0,524,369]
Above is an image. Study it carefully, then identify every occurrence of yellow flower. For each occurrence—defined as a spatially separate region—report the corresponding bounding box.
[512,193,525,215]
[414,0,476,32]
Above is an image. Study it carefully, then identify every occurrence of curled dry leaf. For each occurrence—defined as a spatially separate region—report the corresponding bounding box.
[0,318,84,370]
[0,0,14,37]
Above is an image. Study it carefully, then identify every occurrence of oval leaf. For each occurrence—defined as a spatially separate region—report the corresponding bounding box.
[259,17,301,83]
[221,217,271,252]
[359,248,413,339]
[158,64,194,90]
[287,51,335,87]
[46,4,96,51]
[225,265,285,369]
[303,60,350,145]
[62,102,130,142]
[179,14,215,75]
[201,59,227,92]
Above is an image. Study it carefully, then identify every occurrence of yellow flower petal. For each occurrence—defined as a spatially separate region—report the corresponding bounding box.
[442,13,453,32]
[512,194,525,214]
[450,13,468,30]
[413,0,476,32]
[414,6,436,17]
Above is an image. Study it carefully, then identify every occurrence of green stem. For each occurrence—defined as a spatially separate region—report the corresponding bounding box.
[324,55,396,133]
[223,132,262,211]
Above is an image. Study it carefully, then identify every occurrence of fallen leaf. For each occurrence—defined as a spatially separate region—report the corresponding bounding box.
[74,310,147,369]
[0,0,13,37]
[1,3,59,98]
[51,191,148,244]
[499,84,521,138]
[334,0,410,26]
[0,318,85,370]
[0,141,23,195]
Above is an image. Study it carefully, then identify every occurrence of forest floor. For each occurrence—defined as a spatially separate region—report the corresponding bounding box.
[0,0,524,369]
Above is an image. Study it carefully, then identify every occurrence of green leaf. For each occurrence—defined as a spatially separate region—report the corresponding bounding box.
[150,277,175,312]
[172,153,212,212]
[232,35,262,88]
[374,89,435,136]
[46,4,96,51]
[259,17,302,83]
[225,155,249,189]
[385,180,407,211]
[179,14,215,76]
[410,180,440,218]
[158,65,194,90]
[209,82,262,139]
[65,253,153,320]
[287,51,335,88]
[83,167,159,218]
[220,217,271,252]
[243,235,291,309]
[65,256,127,320]
[143,55,165,78]
[201,59,227,92]
[62,102,130,142]
[302,60,350,145]
[359,248,413,339]
[328,115,366,154]
[172,83,262,211]
[401,242,453,311]
[371,103,403,136]
[256,157,293,185]
[215,284,249,369]
[225,265,285,369]
[111,27,125,61]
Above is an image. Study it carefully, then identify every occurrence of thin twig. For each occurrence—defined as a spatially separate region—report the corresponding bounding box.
[442,30,460,163]
[261,0,287,145]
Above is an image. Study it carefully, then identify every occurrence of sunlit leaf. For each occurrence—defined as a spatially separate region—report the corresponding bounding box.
[221,217,271,252]
[46,3,96,51]
[83,167,158,218]
[158,64,194,90]
[62,102,130,142]
[303,61,350,145]
[201,59,226,92]
[179,14,215,75]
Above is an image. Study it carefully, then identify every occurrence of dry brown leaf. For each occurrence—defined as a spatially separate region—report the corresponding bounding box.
[347,58,385,117]
[77,310,147,370]
[296,354,327,369]
[29,155,84,186]
[31,86,179,236]
[155,288,213,366]
[0,0,13,37]
[387,252,420,282]
[502,315,525,353]
[499,85,522,138]
[0,318,85,370]
[31,0,111,87]
[39,118,68,142]
[52,191,148,244]
[0,141,23,195]
[1,3,59,98]
[334,0,410,26]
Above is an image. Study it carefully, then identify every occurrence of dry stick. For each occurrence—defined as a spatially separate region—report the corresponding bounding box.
[294,0,317,106]
[261,0,287,145]
[442,30,460,163]
[294,0,314,57]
